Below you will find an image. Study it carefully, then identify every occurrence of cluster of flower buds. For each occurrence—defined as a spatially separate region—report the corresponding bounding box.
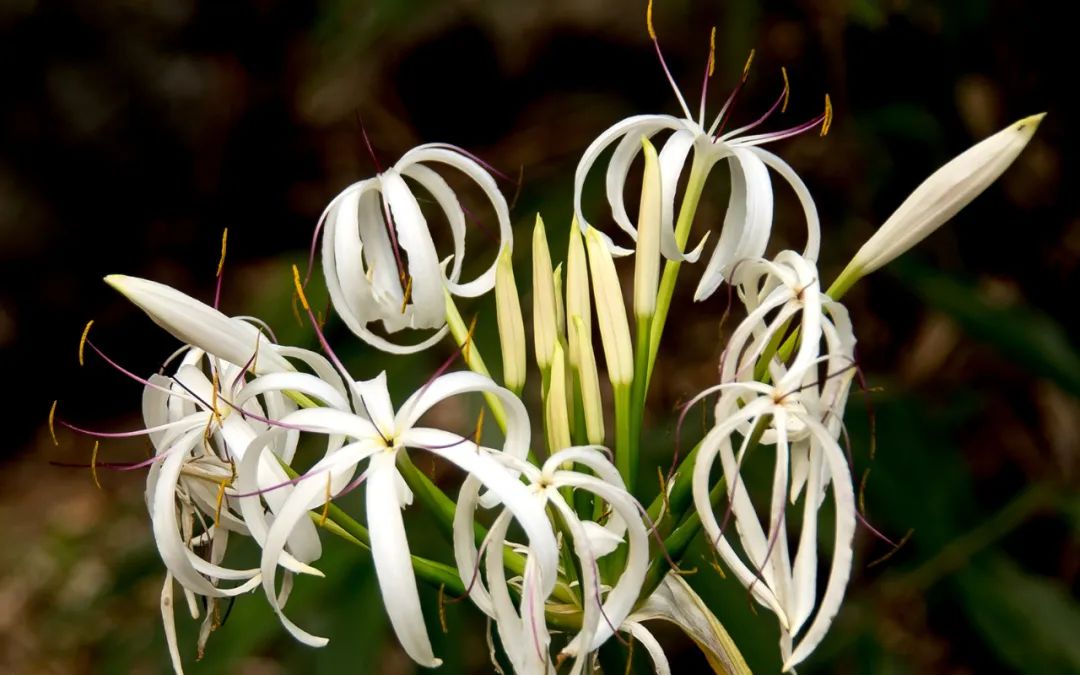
[61,3,1041,673]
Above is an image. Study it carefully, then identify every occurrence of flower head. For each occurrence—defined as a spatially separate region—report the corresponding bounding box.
[317,144,513,354]
[573,3,827,301]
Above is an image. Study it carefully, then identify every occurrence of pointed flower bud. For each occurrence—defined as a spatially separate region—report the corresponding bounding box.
[545,342,572,453]
[633,136,663,318]
[571,315,605,445]
[566,221,592,367]
[532,214,559,372]
[495,246,526,395]
[834,113,1044,296]
[584,227,634,386]
[105,275,291,373]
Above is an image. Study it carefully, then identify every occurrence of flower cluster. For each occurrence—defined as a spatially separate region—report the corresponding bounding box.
[60,5,1041,674]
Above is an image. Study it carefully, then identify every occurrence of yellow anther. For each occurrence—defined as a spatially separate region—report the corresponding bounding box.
[48,400,59,446]
[90,440,102,490]
[707,27,717,77]
[210,371,224,425]
[78,319,94,366]
[216,228,228,277]
[821,93,833,137]
[473,407,486,450]
[742,48,756,82]
[291,265,311,312]
[399,275,413,314]
[781,66,790,113]
[214,479,228,528]
[646,0,657,40]
[319,473,332,527]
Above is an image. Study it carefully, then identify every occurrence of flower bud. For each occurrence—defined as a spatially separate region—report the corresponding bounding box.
[633,136,663,318]
[584,227,634,386]
[495,246,526,395]
[545,341,572,453]
[105,275,291,373]
[532,214,558,372]
[570,315,605,445]
[835,113,1044,296]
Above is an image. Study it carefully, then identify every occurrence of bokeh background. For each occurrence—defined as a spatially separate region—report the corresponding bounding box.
[2,0,1078,673]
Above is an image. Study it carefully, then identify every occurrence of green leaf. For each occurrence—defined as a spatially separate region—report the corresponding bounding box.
[895,260,1080,397]
[957,556,1080,674]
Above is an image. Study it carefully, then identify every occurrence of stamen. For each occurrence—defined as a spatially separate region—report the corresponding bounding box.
[90,440,102,490]
[708,27,717,78]
[719,68,796,141]
[356,111,383,173]
[698,26,718,125]
[289,268,364,413]
[379,196,409,290]
[319,473,331,526]
[473,407,485,451]
[214,479,228,528]
[292,266,312,313]
[646,0,693,120]
[742,48,756,82]
[821,93,833,136]
[858,467,870,515]
[78,320,94,366]
[214,228,228,309]
[49,400,59,446]
[709,49,757,136]
[866,528,912,568]
[210,371,223,425]
[399,276,413,314]
[781,66,790,113]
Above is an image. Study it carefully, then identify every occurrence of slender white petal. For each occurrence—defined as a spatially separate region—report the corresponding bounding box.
[366,452,442,667]
[623,621,672,675]
[396,144,513,298]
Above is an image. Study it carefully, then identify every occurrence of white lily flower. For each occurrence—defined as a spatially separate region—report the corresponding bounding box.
[833,113,1044,295]
[238,370,558,668]
[140,344,352,673]
[691,251,857,671]
[317,143,513,354]
[453,446,650,675]
[573,7,825,301]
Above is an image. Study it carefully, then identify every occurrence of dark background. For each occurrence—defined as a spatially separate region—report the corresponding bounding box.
[2,0,1077,673]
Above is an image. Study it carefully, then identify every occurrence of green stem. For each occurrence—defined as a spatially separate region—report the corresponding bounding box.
[629,316,651,480]
[444,290,508,433]
[613,383,635,492]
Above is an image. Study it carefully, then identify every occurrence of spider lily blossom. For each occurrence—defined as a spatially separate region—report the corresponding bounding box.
[141,344,352,673]
[832,113,1045,297]
[453,447,649,674]
[692,252,857,671]
[573,8,824,302]
[317,144,513,354]
[238,370,558,668]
